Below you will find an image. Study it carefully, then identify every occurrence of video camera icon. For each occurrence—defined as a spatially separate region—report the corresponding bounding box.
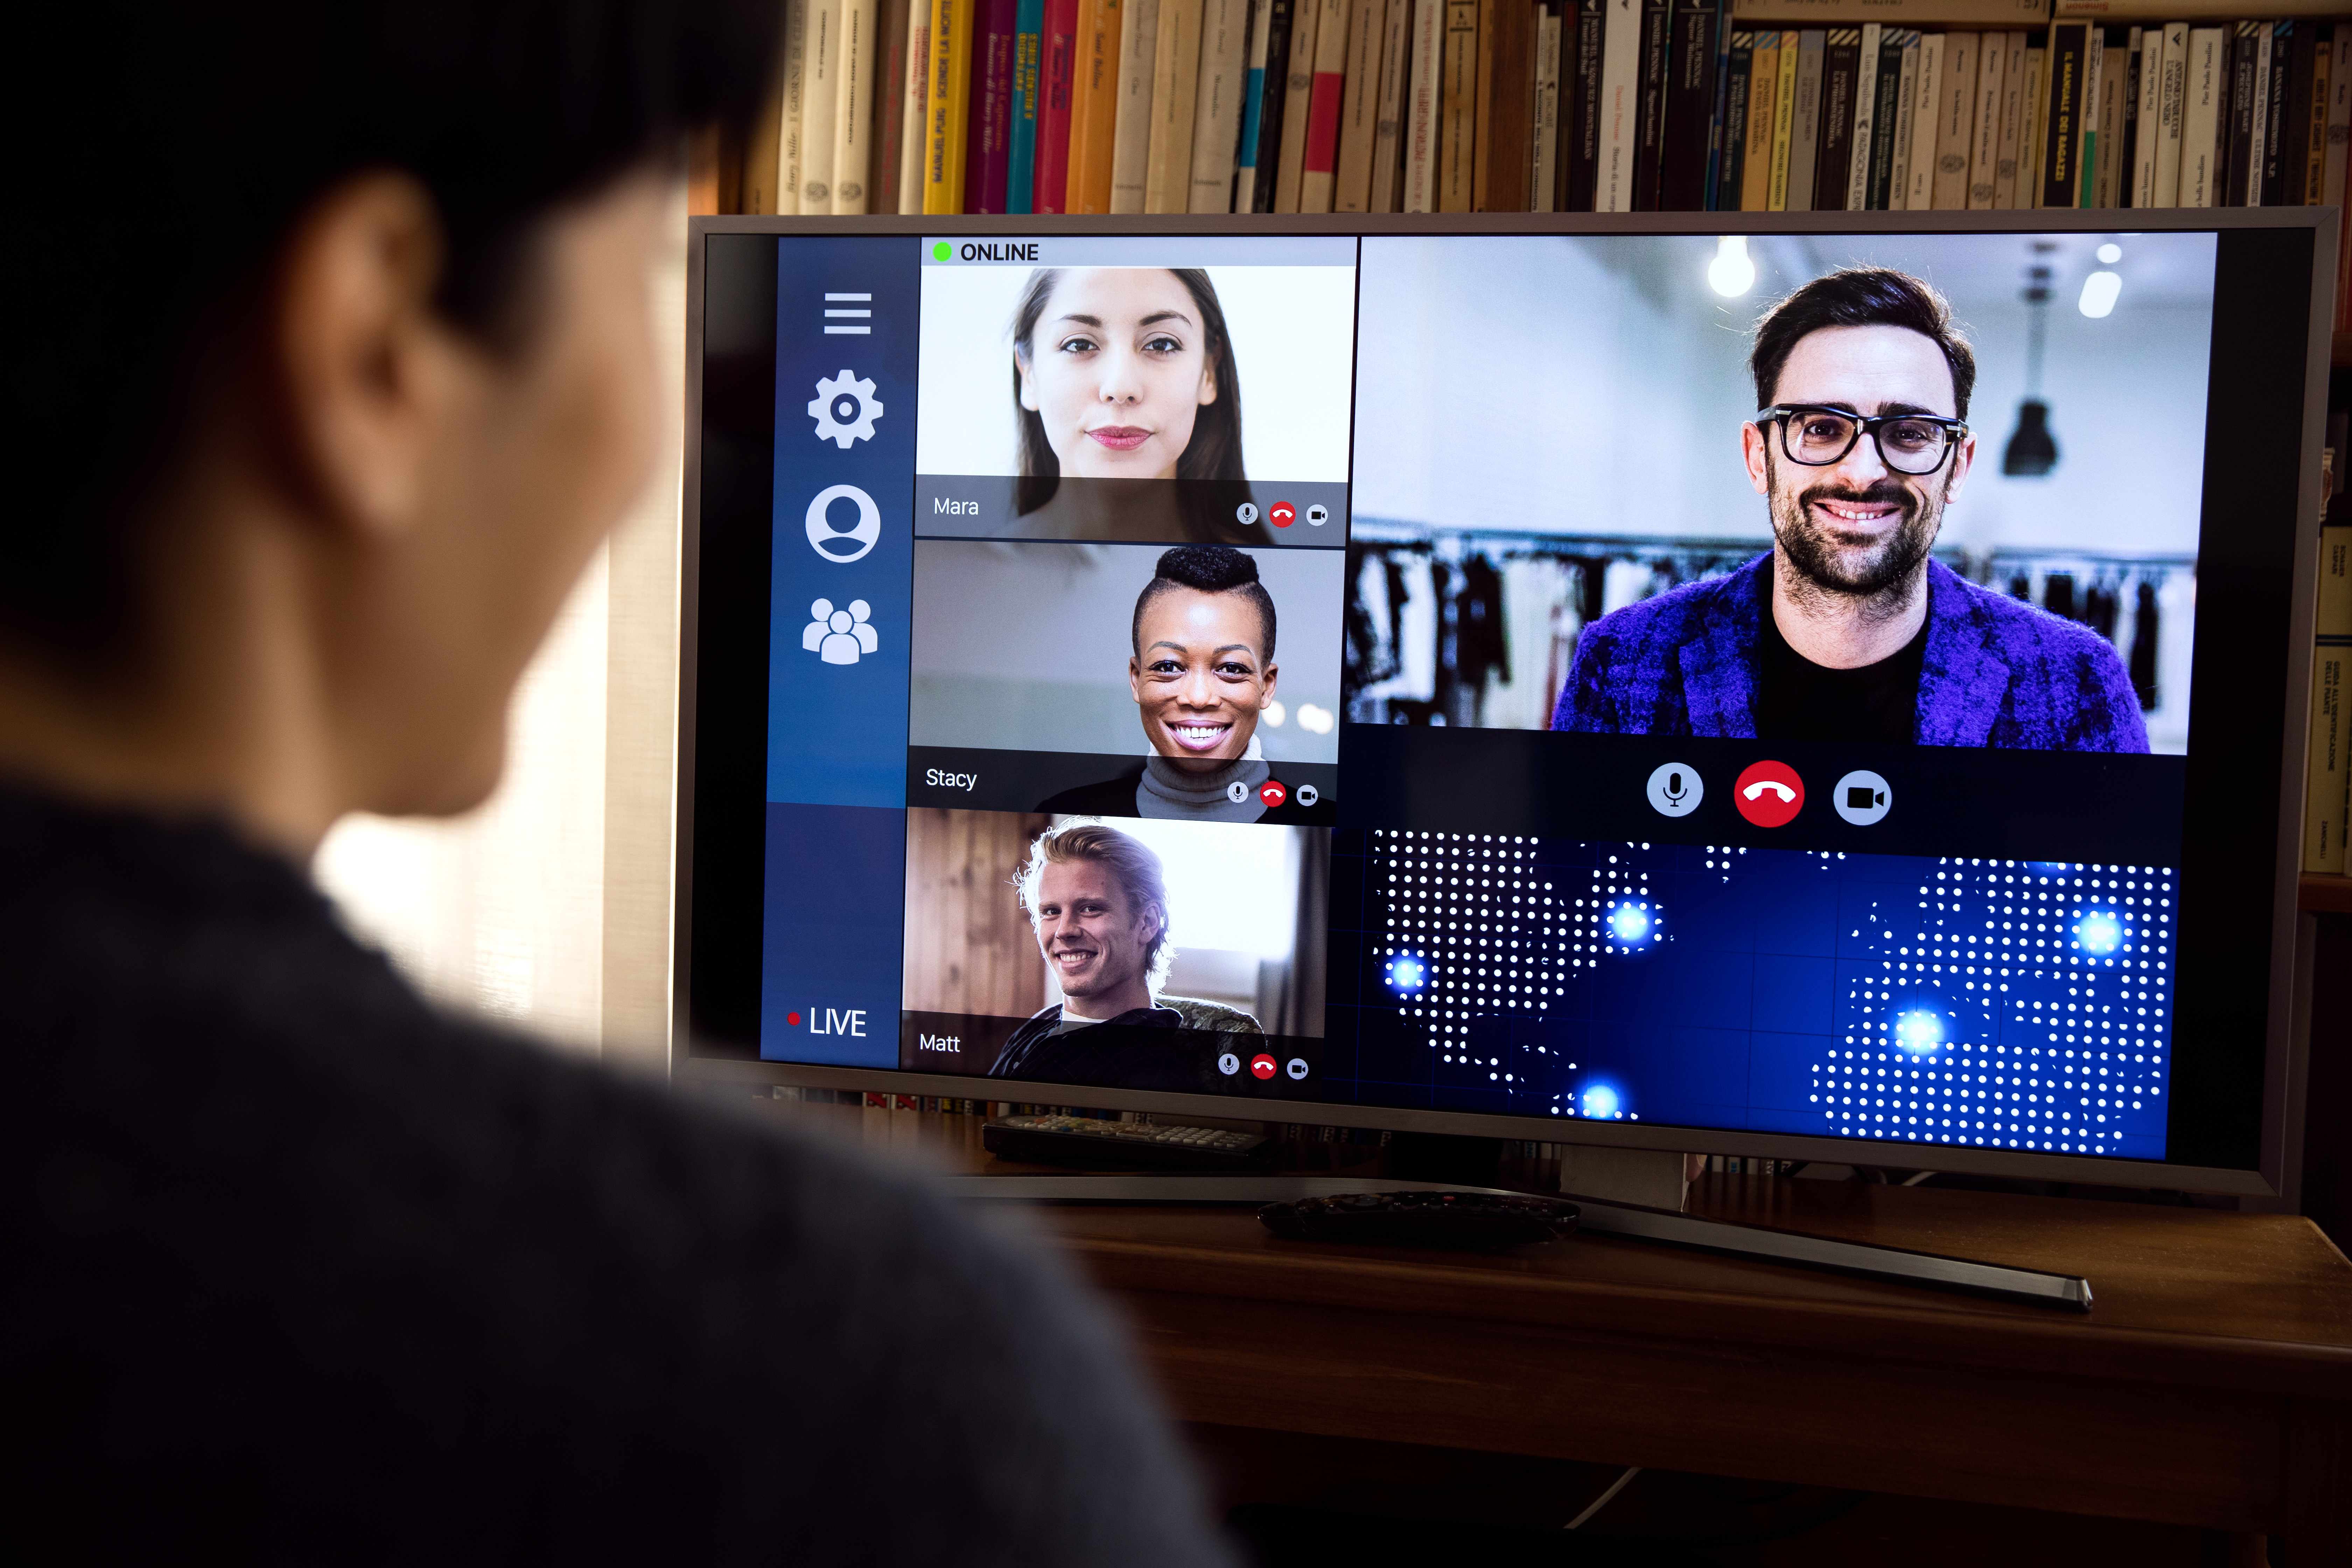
[1832,769,1893,826]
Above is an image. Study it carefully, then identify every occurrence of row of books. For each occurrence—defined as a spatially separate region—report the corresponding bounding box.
[722,2,2352,217]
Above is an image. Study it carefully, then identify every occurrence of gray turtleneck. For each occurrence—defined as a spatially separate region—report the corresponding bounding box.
[1134,754,1268,821]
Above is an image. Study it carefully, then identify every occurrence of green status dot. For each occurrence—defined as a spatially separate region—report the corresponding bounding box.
[932,241,951,261]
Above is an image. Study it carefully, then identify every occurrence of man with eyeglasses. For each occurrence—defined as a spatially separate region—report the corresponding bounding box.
[1551,267,2147,752]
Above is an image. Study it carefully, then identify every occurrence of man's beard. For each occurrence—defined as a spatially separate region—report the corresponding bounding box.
[1770,463,1944,603]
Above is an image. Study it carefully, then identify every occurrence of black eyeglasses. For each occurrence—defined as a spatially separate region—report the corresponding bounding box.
[1755,405,1969,476]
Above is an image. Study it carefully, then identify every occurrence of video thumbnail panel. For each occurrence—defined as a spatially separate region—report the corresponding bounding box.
[901,808,1329,1098]
[1331,830,2173,1162]
[1346,232,2213,756]
[915,237,1358,546]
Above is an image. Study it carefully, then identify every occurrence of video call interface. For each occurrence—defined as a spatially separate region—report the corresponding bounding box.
[755,231,2213,1164]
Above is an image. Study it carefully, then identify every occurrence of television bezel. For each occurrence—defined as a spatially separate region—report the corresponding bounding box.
[674,209,2335,1202]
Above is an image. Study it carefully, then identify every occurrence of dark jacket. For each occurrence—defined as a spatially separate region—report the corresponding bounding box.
[988,998,1262,1091]
[1550,553,2151,751]
[7,785,1230,1565]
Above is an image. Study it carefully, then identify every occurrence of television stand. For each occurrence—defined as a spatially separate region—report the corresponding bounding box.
[935,1171,2094,1311]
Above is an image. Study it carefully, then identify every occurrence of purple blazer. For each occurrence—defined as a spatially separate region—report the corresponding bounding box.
[1550,554,2151,752]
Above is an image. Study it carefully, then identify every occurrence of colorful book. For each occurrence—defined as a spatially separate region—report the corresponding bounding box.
[924,0,972,212]
[833,0,880,212]
[1337,0,1388,211]
[1006,0,1044,213]
[1371,0,1415,210]
[1473,0,1533,210]
[1934,29,1978,211]
[1635,0,1674,209]
[1596,0,1642,211]
[1251,0,1299,208]
[1300,0,1351,210]
[1439,0,1481,210]
[1189,0,1251,210]
[1664,0,1719,209]
[1533,0,1567,209]
[2306,510,2352,873]
[1741,30,1776,211]
[1404,0,1443,209]
[1815,26,1857,211]
[1274,0,1321,208]
[1109,0,1158,210]
[1144,0,1204,210]
[1768,21,1797,209]
[1234,0,1280,206]
[1036,0,1078,210]
[1067,0,1122,211]
[964,0,1020,211]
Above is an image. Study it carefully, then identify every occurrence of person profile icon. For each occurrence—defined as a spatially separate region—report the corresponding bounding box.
[803,598,878,665]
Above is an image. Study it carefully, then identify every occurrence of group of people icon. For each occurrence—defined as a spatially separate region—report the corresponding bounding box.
[803,598,878,665]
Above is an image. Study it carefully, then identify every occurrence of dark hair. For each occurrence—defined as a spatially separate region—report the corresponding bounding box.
[6,0,779,671]
[1132,546,1277,664]
[1750,268,1977,420]
[1010,267,1247,513]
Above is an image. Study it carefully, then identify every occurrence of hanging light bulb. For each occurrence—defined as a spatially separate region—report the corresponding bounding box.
[1707,235,1756,297]
[2079,270,2122,318]
[2004,252,2060,478]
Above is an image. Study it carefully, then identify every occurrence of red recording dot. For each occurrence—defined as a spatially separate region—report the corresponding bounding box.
[786,1010,802,1026]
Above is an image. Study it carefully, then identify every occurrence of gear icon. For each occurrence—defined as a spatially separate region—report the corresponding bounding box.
[808,369,883,448]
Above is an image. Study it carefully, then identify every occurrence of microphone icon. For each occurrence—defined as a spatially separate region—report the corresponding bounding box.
[1646,762,1702,817]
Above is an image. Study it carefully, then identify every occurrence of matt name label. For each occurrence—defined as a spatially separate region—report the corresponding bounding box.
[918,1033,962,1052]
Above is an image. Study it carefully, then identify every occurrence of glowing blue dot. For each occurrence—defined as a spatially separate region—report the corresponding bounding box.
[1608,903,1651,943]
[1388,954,1425,992]
[2078,912,2122,954]
[1894,1011,1944,1053]
[1581,1084,1621,1119]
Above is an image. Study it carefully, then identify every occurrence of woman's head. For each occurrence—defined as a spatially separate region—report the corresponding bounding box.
[1011,268,1246,486]
[0,0,776,848]
[1128,546,1278,771]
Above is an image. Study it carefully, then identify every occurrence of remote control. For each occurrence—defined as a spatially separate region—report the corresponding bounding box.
[1258,1190,1581,1250]
[982,1114,1272,1171]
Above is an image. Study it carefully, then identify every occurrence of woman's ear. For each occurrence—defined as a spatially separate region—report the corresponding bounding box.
[1128,654,1143,705]
[1259,660,1278,702]
[1016,351,1040,413]
[1197,356,1218,407]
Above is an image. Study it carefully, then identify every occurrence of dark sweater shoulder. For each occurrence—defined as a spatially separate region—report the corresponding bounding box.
[5,787,1226,1565]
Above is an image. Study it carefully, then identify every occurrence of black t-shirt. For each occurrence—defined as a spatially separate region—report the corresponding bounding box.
[1755,597,1929,744]
[6,786,1232,1565]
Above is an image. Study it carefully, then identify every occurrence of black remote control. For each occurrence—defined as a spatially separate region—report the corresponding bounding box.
[1258,1190,1581,1250]
[982,1114,1272,1171]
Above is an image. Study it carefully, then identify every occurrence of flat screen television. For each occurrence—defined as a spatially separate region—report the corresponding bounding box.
[678,212,2332,1201]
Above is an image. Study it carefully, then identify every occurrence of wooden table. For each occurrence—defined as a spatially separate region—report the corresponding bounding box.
[762,1100,2352,1553]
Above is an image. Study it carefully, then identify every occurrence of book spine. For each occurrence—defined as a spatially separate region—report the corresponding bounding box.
[1036,0,1079,210]
[1902,29,1938,211]
[1768,22,1799,210]
[1749,30,1780,212]
[1274,0,1320,208]
[1815,28,1856,211]
[2076,24,2102,207]
[2119,26,2140,205]
[2327,28,2352,213]
[2093,27,2126,208]
[1704,0,1731,207]
[1235,0,1276,199]
[1004,0,1043,212]
[925,0,972,211]
[1189,0,1251,211]
[1474,0,1534,209]
[2180,27,2221,208]
[2040,22,2083,209]
[781,0,811,214]
[2150,22,2184,209]
[1372,0,1416,210]
[1404,0,1441,208]
[1967,28,2003,207]
[1723,31,1752,210]
[1845,22,1879,209]
[1888,29,1921,211]
[1597,0,1642,211]
[2300,23,2329,203]
[1067,0,1122,211]
[876,0,917,212]
[1664,1,1718,210]
[2133,23,2162,207]
[2225,21,2259,207]
[2267,21,2304,206]
[837,0,881,212]
[1337,0,1388,210]
[1300,0,1350,210]
[1785,29,1822,211]
[1571,0,1608,208]
[1439,0,1481,210]
[1251,0,1297,207]
[1110,0,1159,210]
[2310,518,2352,873]
[1146,0,1205,211]
[1933,29,1975,211]
[1866,28,1902,208]
[1635,0,1674,209]
[1534,0,1566,209]
[965,0,1019,211]
[805,0,845,210]
[2020,34,2045,207]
